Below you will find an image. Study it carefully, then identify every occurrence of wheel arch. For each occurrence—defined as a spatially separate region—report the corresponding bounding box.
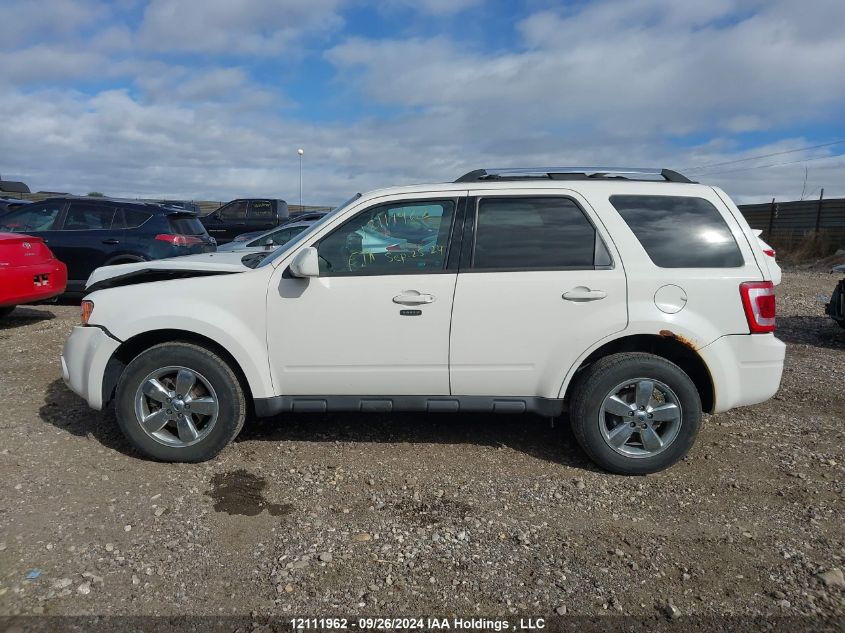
[561,334,715,413]
[102,329,255,410]
[103,253,147,266]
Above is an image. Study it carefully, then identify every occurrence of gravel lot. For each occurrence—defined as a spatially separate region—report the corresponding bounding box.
[0,270,843,627]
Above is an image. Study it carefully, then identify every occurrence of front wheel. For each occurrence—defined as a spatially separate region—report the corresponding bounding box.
[115,342,246,462]
[569,352,701,475]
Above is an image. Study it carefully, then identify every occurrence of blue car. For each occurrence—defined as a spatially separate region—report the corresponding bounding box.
[0,196,216,293]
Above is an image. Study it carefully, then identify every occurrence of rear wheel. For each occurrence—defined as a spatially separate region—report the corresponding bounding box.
[0,306,15,319]
[569,352,701,475]
[115,342,246,462]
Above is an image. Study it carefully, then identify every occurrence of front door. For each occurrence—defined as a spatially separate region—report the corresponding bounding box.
[267,194,463,395]
[206,200,248,242]
[449,191,628,398]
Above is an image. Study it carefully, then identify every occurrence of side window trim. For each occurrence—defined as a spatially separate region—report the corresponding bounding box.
[462,194,614,273]
[315,196,462,278]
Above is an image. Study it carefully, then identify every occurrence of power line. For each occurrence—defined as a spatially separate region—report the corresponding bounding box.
[683,139,845,171]
[695,152,845,177]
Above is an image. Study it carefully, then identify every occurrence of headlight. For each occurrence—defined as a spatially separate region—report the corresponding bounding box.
[81,300,94,324]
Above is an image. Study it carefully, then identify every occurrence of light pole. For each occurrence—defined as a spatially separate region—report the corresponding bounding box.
[297,148,304,209]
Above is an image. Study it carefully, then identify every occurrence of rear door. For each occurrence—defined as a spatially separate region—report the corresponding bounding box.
[449,191,628,398]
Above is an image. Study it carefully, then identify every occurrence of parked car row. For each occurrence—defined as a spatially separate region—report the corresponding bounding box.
[0,194,329,317]
[0,196,215,293]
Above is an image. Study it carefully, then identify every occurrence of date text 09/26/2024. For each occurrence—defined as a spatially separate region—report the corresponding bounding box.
[290,617,547,631]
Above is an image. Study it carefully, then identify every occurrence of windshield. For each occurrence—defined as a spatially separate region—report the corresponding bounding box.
[256,193,362,268]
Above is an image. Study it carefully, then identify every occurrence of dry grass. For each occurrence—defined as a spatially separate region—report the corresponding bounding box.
[768,230,845,266]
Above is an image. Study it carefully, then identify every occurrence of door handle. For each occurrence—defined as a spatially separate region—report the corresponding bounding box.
[562,287,607,302]
[102,239,120,245]
[393,290,435,305]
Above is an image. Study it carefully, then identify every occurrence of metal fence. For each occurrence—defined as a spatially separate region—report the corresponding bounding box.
[738,193,845,245]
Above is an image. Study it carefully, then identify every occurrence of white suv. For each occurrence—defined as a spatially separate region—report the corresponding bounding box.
[61,167,785,474]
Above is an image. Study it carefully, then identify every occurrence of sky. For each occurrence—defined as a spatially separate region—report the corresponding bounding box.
[1,0,844,205]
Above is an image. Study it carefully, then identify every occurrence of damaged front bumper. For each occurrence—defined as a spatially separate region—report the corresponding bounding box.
[61,325,121,410]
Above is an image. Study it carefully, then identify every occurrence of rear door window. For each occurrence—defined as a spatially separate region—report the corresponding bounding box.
[62,202,116,230]
[249,200,275,219]
[609,195,743,268]
[472,197,603,270]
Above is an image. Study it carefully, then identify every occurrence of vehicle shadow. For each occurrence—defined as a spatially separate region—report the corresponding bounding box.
[776,315,845,350]
[238,410,597,471]
[40,378,595,470]
[0,306,55,329]
[39,378,136,457]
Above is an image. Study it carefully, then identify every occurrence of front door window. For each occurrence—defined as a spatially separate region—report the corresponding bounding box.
[316,200,456,276]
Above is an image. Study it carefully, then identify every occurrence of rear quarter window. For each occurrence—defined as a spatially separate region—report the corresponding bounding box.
[609,195,744,268]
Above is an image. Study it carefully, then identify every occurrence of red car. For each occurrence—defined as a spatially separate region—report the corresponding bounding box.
[0,232,67,318]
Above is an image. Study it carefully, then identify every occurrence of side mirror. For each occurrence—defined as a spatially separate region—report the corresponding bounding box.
[289,247,319,278]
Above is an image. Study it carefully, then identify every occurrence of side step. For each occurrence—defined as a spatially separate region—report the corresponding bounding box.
[253,395,564,418]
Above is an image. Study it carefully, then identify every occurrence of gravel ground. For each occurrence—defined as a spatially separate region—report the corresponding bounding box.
[0,270,843,627]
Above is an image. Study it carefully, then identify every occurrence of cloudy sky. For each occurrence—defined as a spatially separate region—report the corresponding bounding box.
[1,0,844,204]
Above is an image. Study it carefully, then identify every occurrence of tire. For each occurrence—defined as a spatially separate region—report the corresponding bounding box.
[115,342,246,462]
[0,306,15,319]
[569,352,701,475]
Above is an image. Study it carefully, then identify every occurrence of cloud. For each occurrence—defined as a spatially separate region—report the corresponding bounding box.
[1,0,844,205]
[137,0,346,55]
[391,0,483,15]
[328,0,845,139]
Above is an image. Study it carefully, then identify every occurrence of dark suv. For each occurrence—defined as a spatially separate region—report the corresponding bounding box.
[200,198,289,243]
[0,197,215,292]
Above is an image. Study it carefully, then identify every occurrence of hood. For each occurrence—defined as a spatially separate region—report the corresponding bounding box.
[85,251,251,291]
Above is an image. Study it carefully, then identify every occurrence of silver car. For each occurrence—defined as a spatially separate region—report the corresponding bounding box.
[217,220,315,253]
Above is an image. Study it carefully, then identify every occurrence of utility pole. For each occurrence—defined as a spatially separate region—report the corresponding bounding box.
[297,148,304,209]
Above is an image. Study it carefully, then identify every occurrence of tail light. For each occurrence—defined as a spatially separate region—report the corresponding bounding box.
[763,248,776,258]
[385,244,402,252]
[81,300,94,325]
[155,234,204,247]
[740,281,776,333]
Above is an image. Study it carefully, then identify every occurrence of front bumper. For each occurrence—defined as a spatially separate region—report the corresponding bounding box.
[61,325,121,410]
[698,333,786,413]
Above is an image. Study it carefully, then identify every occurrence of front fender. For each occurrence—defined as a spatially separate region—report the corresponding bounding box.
[87,270,275,399]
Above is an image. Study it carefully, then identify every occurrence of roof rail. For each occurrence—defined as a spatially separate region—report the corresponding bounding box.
[454,167,695,184]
